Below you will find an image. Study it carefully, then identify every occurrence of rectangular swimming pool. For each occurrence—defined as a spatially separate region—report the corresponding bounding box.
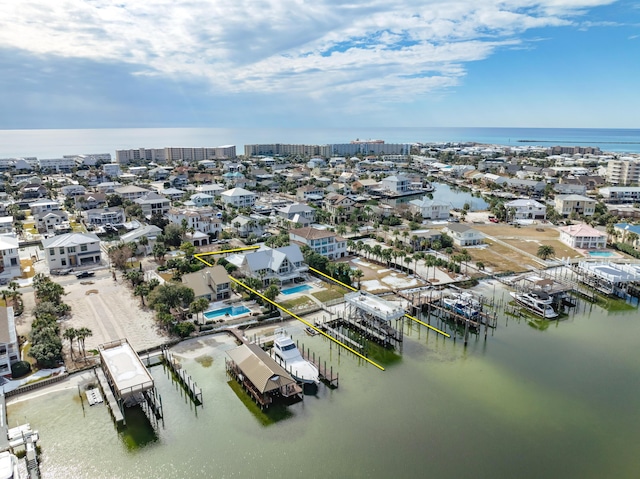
[281,284,312,295]
[203,305,251,320]
[588,251,615,257]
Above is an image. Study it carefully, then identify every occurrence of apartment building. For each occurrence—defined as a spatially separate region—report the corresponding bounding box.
[606,158,640,186]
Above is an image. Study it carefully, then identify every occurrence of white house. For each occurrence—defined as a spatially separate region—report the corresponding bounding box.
[276,203,316,226]
[443,224,484,247]
[42,232,102,271]
[505,199,546,220]
[120,225,163,254]
[196,184,225,197]
[289,227,347,260]
[380,175,410,194]
[408,197,450,220]
[166,207,222,238]
[559,224,607,249]
[228,245,308,286]
[188,193,215,208]
[0,235,21,283]
[84,207,126,225]
[220,187,257,208]
[0,306,20,376]
[29,199,61,216]
[231,215,266,238]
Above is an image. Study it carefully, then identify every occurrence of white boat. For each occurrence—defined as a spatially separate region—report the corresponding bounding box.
[0,451,19,479]
[442,293,480,319]
[510,292,558,319]
[271,335,319,385]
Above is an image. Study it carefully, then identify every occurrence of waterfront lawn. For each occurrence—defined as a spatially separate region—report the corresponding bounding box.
[279,295,314,310]
[502,238,583,260]
[312,286,349,302]
[468,241,532,272]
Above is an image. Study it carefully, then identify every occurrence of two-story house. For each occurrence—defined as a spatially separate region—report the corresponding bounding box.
[42,232,102,271]
[505,199,547,220]
[324,194,358,224]
[408,197,450,220]
[220,188,257,208]
[231,215,266,238]
[554,194,596,218]
[134,192,171,219]
[188,193,215,208]
[0,235,21,283]
[114,185,150,201]
[380,175,410,194]
[276,203,316,226]
[443,224,484,247]
[0,306,20,377]
[289,227,347,260]
[166,207,223,238]
[181,265,231,302]
[228,245,308,286]
[83,207,126,226]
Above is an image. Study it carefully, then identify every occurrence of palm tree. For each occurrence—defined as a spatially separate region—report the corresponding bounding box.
[63,328,77,359]
[627,232,638,247]
[537,245,555,260]
[135,283,151,306]
[459,249,472,275]
[76,327,93,358]
[189,297,210,324]
[352,269,364,289]
[404,255,412,273]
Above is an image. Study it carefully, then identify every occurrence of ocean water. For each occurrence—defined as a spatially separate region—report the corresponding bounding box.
[0,127,639,158]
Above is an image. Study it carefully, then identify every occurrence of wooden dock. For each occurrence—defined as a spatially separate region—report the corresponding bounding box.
[162,348,203,405]
[297,342,339,388]
[95,367,125,426]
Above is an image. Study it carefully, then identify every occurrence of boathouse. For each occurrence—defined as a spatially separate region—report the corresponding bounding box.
[575,261,640,297]
[226,343,301,409]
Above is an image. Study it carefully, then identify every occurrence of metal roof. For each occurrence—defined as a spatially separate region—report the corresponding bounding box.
[226,343,296,394]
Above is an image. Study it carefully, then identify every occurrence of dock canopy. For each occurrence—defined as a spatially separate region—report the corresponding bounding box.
[99,339,154,399]
[226,343,296,394]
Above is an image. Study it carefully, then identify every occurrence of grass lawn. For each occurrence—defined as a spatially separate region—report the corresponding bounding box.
[312,286,349,302]
[502,238,583,260]
[468,241,535,272]
[474,224,561,239]
[279,295,314,310]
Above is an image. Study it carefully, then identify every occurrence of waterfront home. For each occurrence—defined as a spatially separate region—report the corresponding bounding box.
[289,226,347,260]
[228,245,307,286]
[181,265,230,301]
[504,199,546,221]
[408,197,450,220]
[554,194,596,217]
[0,306,20,377]
[380,175,410,194]
[559,224,607,249]
[351,178,379,193]
[443,224,484,247]
[0,235,21,282]
[42,232,102,271]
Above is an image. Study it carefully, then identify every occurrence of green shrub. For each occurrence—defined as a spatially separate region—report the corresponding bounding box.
[11,361,31,379]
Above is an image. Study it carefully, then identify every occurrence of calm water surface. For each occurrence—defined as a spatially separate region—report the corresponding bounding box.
[8,281,640,478]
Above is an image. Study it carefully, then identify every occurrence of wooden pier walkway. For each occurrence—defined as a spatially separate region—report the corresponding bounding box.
[95,368,124,426]
[163,348,203,405]
[318,324,365,353]
[298,343,339,388]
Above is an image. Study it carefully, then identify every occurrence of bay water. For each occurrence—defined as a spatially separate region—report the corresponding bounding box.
[7,280,640,478]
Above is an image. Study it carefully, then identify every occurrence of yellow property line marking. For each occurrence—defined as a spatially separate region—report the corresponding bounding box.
[194,246,260,266]
[404,314,450,338]
[308,266,357,291]
[228,276,385,371]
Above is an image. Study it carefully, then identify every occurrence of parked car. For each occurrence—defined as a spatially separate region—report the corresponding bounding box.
[75,271,95,279]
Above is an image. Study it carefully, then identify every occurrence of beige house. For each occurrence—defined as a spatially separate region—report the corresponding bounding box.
[554,194,596,217]
[181,265,231,301]
[443,224,484,247]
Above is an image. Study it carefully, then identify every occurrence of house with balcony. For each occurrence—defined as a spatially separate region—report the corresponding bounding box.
[380,175,410,194]
[505,199,546,220]
[181,265,231,302]
[83,207,126,226]
[554,194,596,218]
[29,199,62,216]
[296,185,325,203]
[74,193,107,210]
[134,191,171,219]
[42,232,102,271]
[36,210,70,234]
[443,224,484,247]
[228,245,308,286]
[599,187,640,204]
[0,307,20,377]
[0,235,21,283]
[113,185,150,201]
[196,183,225,197]
[324,193,359,224]
[220,187,257,208]
[166,207,222,238]
[276,203,316,226]
[188,193,215,208]
[559,224,607,250]
[120,224,163,255]
[408,197,450,220]
[289,226,347,260]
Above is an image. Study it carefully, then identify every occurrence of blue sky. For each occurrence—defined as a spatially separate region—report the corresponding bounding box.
[0,0,638,129]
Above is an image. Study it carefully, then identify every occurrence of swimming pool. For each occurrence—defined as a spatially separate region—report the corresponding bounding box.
[203,305,251,320]
[588,251,616,257]
[281,284,312,295]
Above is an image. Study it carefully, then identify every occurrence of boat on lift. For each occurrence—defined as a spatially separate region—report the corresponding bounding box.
[271,334,319,385]
[510,292,558,319]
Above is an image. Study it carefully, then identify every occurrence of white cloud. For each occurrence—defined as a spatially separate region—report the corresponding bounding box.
[0,0,618,107]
